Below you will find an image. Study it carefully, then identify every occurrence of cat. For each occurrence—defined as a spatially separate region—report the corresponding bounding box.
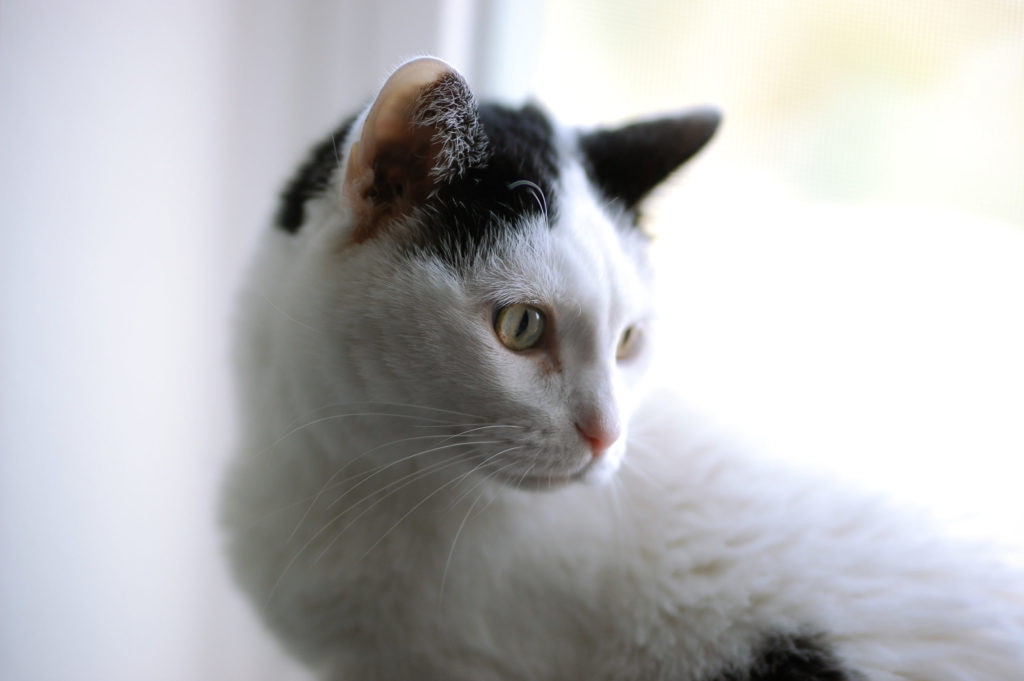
[221,57,1024,681]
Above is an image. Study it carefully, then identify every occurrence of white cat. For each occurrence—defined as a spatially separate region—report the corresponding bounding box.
[222,57,1024,680]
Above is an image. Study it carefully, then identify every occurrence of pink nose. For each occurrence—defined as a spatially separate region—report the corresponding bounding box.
[575,419,620,458]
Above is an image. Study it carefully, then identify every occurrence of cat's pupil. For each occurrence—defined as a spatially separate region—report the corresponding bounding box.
[515,310,529,337]
[617,325,642,360]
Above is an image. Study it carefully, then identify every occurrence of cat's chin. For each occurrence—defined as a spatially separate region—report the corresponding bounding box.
[511,473,587,492]
[490,458,621,492]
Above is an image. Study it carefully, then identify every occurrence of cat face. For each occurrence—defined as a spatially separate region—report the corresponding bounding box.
[457,167,657,486]
[325,172,654,487]
[266,57,718,489]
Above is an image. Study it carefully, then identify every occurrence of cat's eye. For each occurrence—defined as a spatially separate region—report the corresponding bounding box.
[495,303,546,351]
[616,325,643,360]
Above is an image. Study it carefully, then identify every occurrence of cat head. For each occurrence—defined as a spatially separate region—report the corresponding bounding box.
[253,57,718,489]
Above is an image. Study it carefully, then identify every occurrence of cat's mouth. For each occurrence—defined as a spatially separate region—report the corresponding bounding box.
[489,462,593,491]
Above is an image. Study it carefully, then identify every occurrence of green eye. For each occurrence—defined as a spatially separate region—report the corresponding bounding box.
[616,324,643,360]
[495,303,546,351]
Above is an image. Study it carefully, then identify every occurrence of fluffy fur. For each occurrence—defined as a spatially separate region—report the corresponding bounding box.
[222,58,1024,681]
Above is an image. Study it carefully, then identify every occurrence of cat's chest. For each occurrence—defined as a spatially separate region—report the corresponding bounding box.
[346,494,626,678]
[341,485,759,681]
[349,487,619,610]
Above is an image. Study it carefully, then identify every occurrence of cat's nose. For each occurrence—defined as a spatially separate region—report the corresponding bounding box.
[575,418,620,458]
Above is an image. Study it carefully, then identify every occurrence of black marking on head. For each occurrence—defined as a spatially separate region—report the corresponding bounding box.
[272,103,559,264]
[718,633,858,681]
[579,108,720,213]
[404,102,561,267]
[275,115,357,233]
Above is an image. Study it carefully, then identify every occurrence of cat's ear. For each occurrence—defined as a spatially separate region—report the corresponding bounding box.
[578,109,721,211]
[342,57,488,243]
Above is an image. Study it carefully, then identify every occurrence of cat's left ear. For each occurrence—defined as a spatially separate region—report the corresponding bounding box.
[579,108,721,211]
[342,57,488,243]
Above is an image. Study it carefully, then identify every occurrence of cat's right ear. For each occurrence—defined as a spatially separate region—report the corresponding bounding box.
[341,57,488,244]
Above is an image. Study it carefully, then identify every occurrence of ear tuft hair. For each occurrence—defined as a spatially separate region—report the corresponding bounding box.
[412,71,488,185]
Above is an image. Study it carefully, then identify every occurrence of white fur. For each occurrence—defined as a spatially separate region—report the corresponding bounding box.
[222,113,1024,681]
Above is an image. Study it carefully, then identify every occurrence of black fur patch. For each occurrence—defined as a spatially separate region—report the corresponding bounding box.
[275,114,357,233]
[273,101,561,269]
[406,102,559,265]
[717,633,857,681]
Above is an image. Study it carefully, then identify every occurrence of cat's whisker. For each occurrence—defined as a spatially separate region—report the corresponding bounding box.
[444,446,524,511]
[256,291,322,332]
[607,474,626,538]
[287,425,511,530]
[324,440,504,511]
[247,431,469,532]
[359,400,498,422]
[515,462,538,489]
[413,422,524,432]
[330,132,341,168]
[332,453,476,527]
[339,422,519,483]
[305,428,494,501]
[357,448,522,561]
[432,426,522,451]
[317,454,483,540]
[312,454,482,567]
[256,411,458,460]
[266,452,478,605]
[507,179,549,223]
[439,458,523,603]
[284,431,483,544]
[619,454,661,491]
[621,436,670,491]
[335,453,463,528]
[293,399,489,421]
[439,487,488,603]
[265,399,501,451]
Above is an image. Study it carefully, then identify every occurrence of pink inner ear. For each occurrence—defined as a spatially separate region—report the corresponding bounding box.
[344,58,455,243]
[359,58,451,165]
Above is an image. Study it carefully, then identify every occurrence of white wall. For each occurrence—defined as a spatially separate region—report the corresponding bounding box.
[0,2,473,679]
